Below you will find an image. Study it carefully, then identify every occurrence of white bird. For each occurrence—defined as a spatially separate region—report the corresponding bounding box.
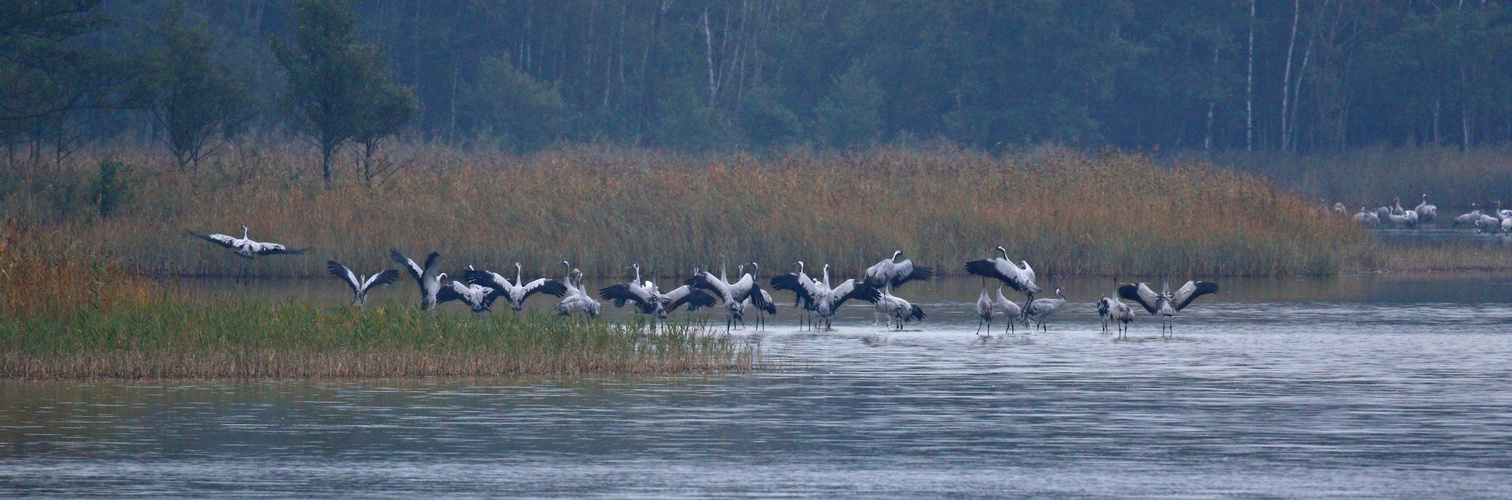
[1377,207,1415,228]
[685,257,772,331]
[1476,213,1503,233]
[1118,276,1219,336]
[188,225,306,259]
[1097,296,1114,333]
[447,280,497,313]
[1496,200,1512,220]
[771,261,820,330]
[1022,287,1067,332]
[326,260,399,310]
[599,264,719,324]
[965,246,1041,296]
[1109,298,1134,338]
[772,264,879,330]
[391,249,453,310]
[466,263,569,312]
[1451,204,1482,228]
[741,262,778,330]
[874,283,924,330]
[863,250,934,289]
[1354,206,1380,227]
[554,261,600,318]
[993,285,1022,334]
[1414,194,1437,222]
[1332,202,1347,213]
[975,281,995,336]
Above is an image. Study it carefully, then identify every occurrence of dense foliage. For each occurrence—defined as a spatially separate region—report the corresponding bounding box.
[4,1,1512,163]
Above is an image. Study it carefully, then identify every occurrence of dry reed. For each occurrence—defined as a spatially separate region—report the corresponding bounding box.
[1,144,1367,279]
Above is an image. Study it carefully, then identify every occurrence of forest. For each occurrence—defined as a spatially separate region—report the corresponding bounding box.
[5,0,1512,164]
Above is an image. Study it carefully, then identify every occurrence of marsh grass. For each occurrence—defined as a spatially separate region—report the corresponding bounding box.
[1,223,754,379]
[0,300,755,379]
[1,144,1367,278]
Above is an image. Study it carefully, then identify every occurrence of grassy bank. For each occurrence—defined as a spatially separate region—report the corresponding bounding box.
[2,144,1365,278]
[0,303,752,379]
[0,223,754,380]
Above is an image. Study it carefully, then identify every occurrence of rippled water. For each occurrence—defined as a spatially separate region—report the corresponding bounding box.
[5,275,1512,498]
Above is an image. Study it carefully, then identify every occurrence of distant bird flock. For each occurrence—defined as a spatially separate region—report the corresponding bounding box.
[189,227,1226,336]
[1337,193,1512,236]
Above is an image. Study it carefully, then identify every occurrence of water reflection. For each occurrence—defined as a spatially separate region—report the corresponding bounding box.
[4,274,1512,497]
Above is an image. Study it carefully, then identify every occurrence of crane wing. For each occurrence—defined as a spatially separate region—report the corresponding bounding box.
[188,230,237,249]
[390,249,424,282]
[1171,280,1219,311]
[862,259,893,287]
[521,278,568,299]
[683,272,731,301]
[754,288,776,314]
[435,281,462,305]
[770,274,815,309]
[664,285,718,311]
[465,269,511,291]
[1117,283,1161,315]
[728,274,757,301]
[599,282,653,309]
[361,269,400,292]
[421,252,442,280]
[252,241,305,255]
[831,280,880,308]
[965,258,1035,292]
[890,259,933,289]
[326,261,361,293]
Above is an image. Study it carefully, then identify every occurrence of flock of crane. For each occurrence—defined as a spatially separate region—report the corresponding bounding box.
[188,226,1221,337]
[1341,193,1512,234]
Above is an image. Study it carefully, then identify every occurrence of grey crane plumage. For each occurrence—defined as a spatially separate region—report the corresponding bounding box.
[771,261,820,330]
[964,246,1040,296]
[874,282,924,331]
[993,285,1022,334]
[741,262,778,330]
[1452,203,1483,228]
[391,249,453,310]
[863,250,934,289]
[326,260,399,310]
[975,280,995,336]
[466,263,569,312]
[685,256,772,331]
[600,264,719,327]
[1354,206,1380,227]
[1022,287,1067,332]
[447,280,496,313]
[554,261,600,318]
[1118,276,1219,336]
[770,264,879,330]
[188,225,306,259]
[1414,194,1437,223]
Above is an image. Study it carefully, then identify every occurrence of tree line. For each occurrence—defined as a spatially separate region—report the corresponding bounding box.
[4,0,1512,176]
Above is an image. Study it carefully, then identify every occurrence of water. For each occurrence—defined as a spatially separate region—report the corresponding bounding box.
[5,275,1512,498]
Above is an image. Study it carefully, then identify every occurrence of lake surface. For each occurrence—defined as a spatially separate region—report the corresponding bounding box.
[5,274,1512,498]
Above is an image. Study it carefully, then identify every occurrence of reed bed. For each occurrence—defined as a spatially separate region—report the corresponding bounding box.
[1,223,755,380]
[1,144,1366,278]
[0,303,754,379]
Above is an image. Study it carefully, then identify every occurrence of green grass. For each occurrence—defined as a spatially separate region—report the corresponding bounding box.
[0,223,754,380]
[0,299,755,379]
